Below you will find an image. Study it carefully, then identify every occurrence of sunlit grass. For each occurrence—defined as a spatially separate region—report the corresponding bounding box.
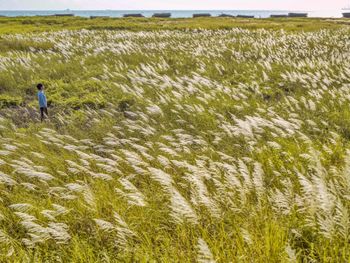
[0,20,349,262]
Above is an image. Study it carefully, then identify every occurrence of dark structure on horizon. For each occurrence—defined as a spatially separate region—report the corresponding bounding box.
[237,15,255,18]
[152,13,171,18]
[288,13,308,18]
[123,13,144,18]
[343,13,350,18]
[270,15,288,18]
[54,14,74,17]
[193,13,212,18]
[90,16,110,19]
[218,14,235,17]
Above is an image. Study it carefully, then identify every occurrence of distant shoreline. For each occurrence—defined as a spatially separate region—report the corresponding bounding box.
[0,10,343,18]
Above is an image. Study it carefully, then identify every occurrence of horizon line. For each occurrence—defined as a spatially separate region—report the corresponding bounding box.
[0,9,328,12]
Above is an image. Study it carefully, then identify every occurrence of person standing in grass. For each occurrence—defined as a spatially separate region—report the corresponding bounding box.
[37,83,48,122]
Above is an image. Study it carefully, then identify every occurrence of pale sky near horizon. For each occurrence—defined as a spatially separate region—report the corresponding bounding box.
[0,0,346,11]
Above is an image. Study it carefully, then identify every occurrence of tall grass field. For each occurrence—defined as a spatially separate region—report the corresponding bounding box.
[0,17,350,262]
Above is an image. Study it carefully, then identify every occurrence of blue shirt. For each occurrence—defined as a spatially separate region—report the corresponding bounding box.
[38,91,47,108]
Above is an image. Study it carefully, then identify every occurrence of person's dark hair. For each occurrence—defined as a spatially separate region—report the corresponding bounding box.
[37,83,43,90]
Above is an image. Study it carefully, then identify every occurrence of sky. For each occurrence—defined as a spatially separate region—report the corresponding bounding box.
[0,0,346,11]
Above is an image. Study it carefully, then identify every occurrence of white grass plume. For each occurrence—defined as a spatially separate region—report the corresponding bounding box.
[116,178,147,207]
[169,189,198,224]
[197,238,216,263]
[0,171,17,186]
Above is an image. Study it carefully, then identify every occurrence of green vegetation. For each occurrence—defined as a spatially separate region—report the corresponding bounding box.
[0,18,350,262]
[0,16,349,34]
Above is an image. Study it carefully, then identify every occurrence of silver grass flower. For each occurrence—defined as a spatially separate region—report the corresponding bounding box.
[169,189,198,224]
[197,238,216,263]
[9,203,33,212]
[113,212,136,246]
[238,159,252,190]
[285,244,297,262]
[148,167,174,189]
[94,219,115,232]
[116,178,147,207]
[47,223,71,244]
[0,172,17,186]
[252,162,265,196]
[241,228,253,245]
[0,230,11,244]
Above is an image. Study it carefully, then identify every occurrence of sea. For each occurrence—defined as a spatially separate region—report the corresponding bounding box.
[0,10,344,18]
